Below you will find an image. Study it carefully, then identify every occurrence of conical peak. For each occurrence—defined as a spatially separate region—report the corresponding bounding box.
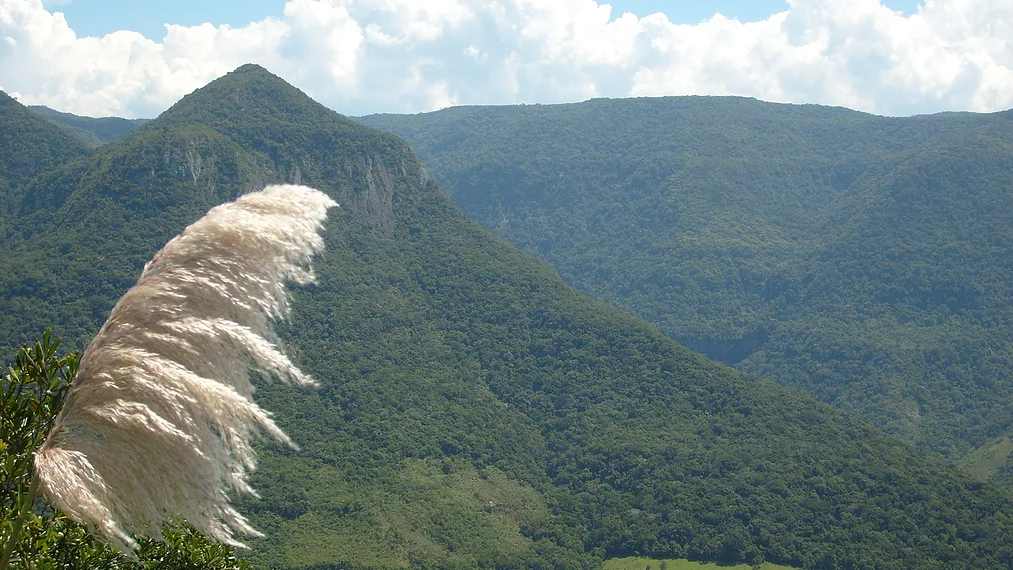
[230,63,272,75]
[154,63,343,131]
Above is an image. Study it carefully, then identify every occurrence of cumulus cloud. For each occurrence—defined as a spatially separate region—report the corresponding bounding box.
[1,0,1011,118]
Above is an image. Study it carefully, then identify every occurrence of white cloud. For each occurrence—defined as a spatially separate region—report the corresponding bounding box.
[1,0,1012,118]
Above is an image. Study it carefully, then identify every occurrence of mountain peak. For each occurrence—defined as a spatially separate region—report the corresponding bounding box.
[231,63,272,75]
[154,64,350,132]
[138,64,418,229]
[214,63,288,87]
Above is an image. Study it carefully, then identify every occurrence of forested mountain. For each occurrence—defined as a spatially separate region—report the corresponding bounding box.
[2,66,1011,569]
[360,99,1013,487]
[29,105,149,147]
[0,91,90,238]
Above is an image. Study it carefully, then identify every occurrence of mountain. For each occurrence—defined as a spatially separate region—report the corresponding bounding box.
[359,99,1013,486]
[2,66,1012,569]
[29,105,149,148]
[0,91,90,238]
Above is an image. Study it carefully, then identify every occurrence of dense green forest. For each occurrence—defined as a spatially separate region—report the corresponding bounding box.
[360,100,1013,487]
[1,66,1011,569]
[28,105,149,148]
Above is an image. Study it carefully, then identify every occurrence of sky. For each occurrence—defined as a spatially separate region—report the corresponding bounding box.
[1,0,1011,118]
[46,1,924,39]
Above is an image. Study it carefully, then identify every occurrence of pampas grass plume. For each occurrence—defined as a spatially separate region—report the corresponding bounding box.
[34,184,337,552]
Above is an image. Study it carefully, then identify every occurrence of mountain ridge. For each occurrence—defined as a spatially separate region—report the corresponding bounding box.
[28,105,150,148]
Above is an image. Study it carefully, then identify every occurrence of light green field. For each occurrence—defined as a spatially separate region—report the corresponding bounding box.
[959,435,1012,483]
[603,557,796,570]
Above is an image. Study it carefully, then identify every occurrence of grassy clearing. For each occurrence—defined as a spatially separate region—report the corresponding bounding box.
[960,435,1012,485]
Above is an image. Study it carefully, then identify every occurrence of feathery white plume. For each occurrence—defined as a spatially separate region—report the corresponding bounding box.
[34,184,338,552]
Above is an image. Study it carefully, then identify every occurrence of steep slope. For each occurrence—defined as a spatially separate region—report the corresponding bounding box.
[360,100,1013,479]
[0,91,90,237]
[2,66,1011,569]
[29,105,150,148]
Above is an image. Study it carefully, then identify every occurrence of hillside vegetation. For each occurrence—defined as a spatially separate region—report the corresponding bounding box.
[361,99,1013,483]
[1,67,1011,569]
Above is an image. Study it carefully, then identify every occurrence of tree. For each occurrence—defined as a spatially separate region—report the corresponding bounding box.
[0,333,250,569]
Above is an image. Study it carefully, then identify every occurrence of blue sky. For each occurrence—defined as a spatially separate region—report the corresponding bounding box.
[49,0,284,40]
[52,0,924,41]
